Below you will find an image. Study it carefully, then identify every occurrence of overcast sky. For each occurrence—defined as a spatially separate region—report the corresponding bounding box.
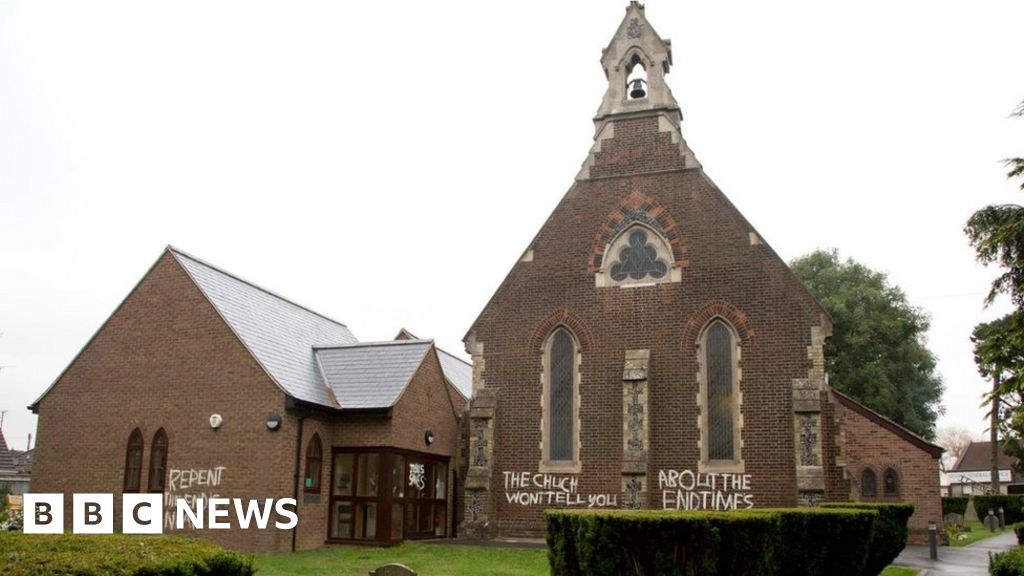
[2,0,1023,453]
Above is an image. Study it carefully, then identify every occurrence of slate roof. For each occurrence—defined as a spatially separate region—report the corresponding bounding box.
[0,429,16,472]
[954,441,1019,472]
[437,349,472,399]
[170,247,358,408]
[832,389,944,458]
[314,340,433,409]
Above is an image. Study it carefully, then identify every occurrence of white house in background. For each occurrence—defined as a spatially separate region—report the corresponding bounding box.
[943,441,1023,496]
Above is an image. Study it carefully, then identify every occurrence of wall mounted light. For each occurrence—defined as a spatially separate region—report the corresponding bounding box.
[266,413,282,431]
[424,430,435,446]
[209,414,223,430]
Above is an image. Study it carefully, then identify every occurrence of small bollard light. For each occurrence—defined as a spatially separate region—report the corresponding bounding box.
[928,521,938,560]
[1000,507,1006,530]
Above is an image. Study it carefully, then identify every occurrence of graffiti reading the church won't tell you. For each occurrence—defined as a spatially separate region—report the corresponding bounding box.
[502,472,617,508]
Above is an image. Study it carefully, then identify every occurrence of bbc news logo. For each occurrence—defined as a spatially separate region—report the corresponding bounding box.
[23,494,298,534]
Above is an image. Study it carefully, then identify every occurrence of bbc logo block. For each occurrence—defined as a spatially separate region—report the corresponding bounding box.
[24,493,163,534]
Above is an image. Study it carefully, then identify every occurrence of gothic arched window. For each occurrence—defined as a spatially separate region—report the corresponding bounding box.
[541,327,580,471]
[884,467,899,498]
[861,468,878,499]
[701,320,741,466]
[305,433,323,493]
[123,428,144,493]
[148,428,168,493]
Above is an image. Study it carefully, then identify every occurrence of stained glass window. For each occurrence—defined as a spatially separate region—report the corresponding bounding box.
[549,329,575,462]
[862,469,877,498]
[148,428,168,493]
[884,468,898,497]
[706,322,734,461]
[610,229,669,282]
[123,429,143,493]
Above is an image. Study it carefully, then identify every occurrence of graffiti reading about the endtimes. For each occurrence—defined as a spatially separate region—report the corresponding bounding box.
[658,469,754,510]
[502,472,617,508]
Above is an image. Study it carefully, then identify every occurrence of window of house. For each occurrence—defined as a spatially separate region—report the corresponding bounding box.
[305,433,322,493]
[148,428,168,493]
[884,468,898,497]
[861,468,878,498]
[541,327,580,471]
[329,449,448,543]
[699,320,742,470]
[602,224,674,287]
[123,429,144,493]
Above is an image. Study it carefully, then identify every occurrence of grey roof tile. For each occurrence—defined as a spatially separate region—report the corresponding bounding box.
[171,248,357,407]
[315,340,433,409]
[437,348,472,399]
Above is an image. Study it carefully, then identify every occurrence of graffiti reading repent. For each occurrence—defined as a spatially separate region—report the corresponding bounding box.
[164,467,227,530]
[502,472,617,508]
[658,469,754,510]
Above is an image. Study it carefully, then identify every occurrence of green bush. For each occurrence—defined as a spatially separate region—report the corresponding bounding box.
[0,532,255,576]
[943,496,970,517]
[991,545,1024,576]
[974,495,1024,524]
[1013,522,1024,545]
[822,502,914,576]
[545,507,879,576]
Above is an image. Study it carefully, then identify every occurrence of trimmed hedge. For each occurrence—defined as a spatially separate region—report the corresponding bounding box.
[991,545,1024,576]
[975,496,1024,524]
[943,496,970,517]
[545,507,879,576]
[822,502,914,576]
[1014,522,1024,545]
[0,533,255,576]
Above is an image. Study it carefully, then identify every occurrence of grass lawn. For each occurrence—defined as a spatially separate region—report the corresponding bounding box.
[255,542,918,576]
[255,543,549,576]
[950,519,1006,547]
[880,568,919,576]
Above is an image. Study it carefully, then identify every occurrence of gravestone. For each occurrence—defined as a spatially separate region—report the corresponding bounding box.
[944,512,964,528]
[986,510,1000,532]
[965,497,978,524]
[369,564,417,576]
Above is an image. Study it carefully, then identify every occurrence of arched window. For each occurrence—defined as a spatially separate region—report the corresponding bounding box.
[148,428,168,493]
[884,468,899,498]
[542,327,580,471]
[625,53,648,100]
[123,428,144,493]
[602,224,674,287]
[861,468,878,498]
[305,433,323,493]
[700,320,742,468]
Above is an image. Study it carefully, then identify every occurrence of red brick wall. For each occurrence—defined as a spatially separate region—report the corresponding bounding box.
[841,399,942,543]
[467,114,833,536]
[33,252,296,552]
[292,347,460,549]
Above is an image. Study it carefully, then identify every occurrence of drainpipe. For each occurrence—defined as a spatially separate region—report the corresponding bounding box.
[291,409,309,552]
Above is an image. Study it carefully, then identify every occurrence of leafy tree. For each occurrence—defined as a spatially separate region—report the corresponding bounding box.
[965,99,1024,479]
[791,249,944,439]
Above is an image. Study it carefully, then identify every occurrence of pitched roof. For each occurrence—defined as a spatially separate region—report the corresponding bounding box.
[954,441,1019,472]
[0,429,16,472]
[396,328,472,399]
[437,349,472,399]
[314,340,433,409]
[831,389,944,458]
[170,247,358,408]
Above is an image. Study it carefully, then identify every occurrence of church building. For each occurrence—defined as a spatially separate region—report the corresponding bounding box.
[458,2,942,543]
[28,2,942,553]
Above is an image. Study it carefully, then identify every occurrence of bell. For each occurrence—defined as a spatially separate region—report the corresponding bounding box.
[629,78,647,99]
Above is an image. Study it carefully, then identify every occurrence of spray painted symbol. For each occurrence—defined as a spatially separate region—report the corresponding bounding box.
[409,463,426,491]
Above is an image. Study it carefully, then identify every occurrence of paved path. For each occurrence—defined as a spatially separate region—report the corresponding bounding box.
[894,531,1017,575]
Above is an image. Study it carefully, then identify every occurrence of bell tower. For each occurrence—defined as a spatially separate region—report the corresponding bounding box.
[580,2,699,180]
[596,1,679,122]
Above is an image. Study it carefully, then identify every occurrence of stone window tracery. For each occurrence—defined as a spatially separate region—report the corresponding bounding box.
[540,327,581,472]
[698,319,743,472]
[603,224,674,287]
